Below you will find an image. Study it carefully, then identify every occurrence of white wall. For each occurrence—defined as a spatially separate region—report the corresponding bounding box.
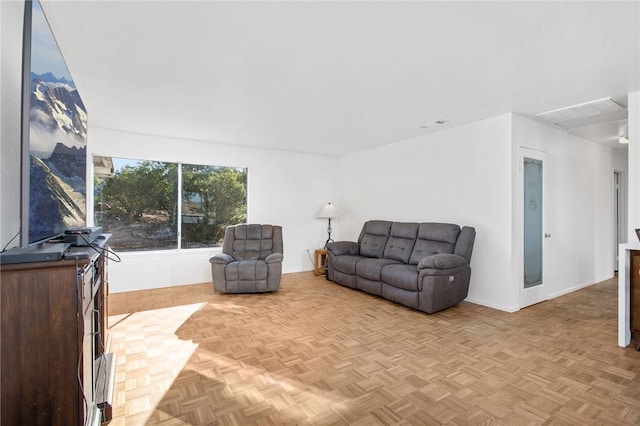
[0,1,24,248]
[512,114,628,301]
[89,127,338,292]
[337,114,517,311]
[335,113,627,312]
[0,0,339,292]
[1,0,633,303]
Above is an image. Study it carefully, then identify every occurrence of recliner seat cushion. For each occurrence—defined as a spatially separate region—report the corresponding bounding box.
[356,258,402,281]
[333,270,357,288]
[383,284,419,309]
[225,260,268,281]
[332,255,366,275]
[357,276,383,296]
[381,264,419,291]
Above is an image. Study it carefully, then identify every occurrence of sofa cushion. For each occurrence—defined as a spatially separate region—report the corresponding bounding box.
[383,222,419,263]
[333,270,357,289]
[332,255,366,275]
[357,276,383,296]
[356,258,402,281]
[225,260,268,281]
[381,264,419,291]
[409,223,461,265]
[359,220,392,258]
[231,224,277,260]
[383,283,419,309]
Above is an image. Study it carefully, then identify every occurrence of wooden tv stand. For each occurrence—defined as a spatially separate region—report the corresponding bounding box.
[1,236,115,425]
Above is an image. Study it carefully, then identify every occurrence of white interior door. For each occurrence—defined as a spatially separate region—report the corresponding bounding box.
[521,148,548,308]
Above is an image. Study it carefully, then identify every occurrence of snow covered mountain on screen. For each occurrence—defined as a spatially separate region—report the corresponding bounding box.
[28,72,87,241]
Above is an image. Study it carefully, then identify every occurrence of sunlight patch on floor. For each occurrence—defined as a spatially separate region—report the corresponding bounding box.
[107,302,205,425]
[190,345,352,419]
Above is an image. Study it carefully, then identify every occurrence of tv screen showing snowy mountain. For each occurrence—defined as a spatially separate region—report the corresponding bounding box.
[26,0,87,244]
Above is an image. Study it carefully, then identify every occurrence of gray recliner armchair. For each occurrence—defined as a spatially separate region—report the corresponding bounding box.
[210,224,283,293]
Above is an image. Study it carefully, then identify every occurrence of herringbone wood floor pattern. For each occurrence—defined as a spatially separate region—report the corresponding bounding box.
[107,273,640,425]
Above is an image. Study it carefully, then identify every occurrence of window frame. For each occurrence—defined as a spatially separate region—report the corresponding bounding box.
[92,155,248,253]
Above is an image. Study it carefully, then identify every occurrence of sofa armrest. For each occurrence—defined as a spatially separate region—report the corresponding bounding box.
[326,241,360,256]
[454,226,476,262]
[265,253,284,263]
[210,253,234,265]
[417,253,468,271]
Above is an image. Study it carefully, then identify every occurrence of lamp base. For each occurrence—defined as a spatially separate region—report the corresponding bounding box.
[324,217,335,248]
[324,238,334,249]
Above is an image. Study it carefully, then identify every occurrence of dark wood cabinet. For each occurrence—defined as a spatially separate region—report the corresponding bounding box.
[1,239,114,426]
[631,251,640,337]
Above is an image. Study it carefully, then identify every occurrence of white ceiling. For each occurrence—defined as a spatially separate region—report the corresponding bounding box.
[41,1,640,156]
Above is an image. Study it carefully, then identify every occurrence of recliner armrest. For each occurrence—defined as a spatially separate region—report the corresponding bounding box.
[417,253,468,271]
[326,241,359,256]
[210,253,234,264]
[265,253,284,263]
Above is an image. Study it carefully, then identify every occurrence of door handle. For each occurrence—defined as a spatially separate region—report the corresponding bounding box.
[544,233,551,238]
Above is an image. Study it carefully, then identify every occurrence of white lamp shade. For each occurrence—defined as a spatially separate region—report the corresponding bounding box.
[318,203,338,219]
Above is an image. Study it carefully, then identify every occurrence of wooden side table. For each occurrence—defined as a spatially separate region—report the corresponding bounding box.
[314,249,327,276]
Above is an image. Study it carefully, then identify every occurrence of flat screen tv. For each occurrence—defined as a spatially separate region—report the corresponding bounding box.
[20,0,87,247]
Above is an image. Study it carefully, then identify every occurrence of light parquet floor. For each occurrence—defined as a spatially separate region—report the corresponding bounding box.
[107,273,640,425]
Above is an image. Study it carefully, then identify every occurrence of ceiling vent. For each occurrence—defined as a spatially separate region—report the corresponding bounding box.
[419,120,448,129]
[536,97,626,130]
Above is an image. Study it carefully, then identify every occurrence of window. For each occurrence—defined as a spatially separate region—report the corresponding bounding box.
[181,164,247,248]
[94,157,247,251]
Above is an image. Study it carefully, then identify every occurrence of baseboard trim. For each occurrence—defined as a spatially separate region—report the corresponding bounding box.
[547,275,614,300]
[466,275,615,314]
[464,297,520,313]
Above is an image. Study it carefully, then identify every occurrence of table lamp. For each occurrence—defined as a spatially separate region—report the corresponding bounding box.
[318,202,338,248]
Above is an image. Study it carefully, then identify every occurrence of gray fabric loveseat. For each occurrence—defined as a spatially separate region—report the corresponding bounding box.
[326,220,475,314]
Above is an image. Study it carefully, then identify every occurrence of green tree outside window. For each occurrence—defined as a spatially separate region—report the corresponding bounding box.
[94,157,247,252]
